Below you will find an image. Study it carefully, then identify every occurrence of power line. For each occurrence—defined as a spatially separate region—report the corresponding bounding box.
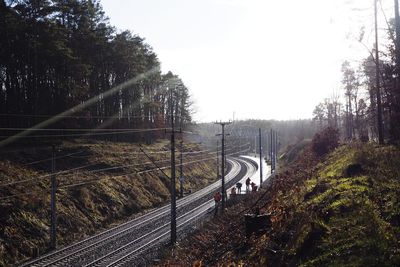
[58,148,249,189]
[0,113,186,119]
[0,67,159,148]
[0,127,171,132]
[0,128,168,139]
[0,147,213,188]
[0,190,48,201]
[0,147,250,201]
[22,150,84,166]
[0,161,103,188]
[0,158,168,188]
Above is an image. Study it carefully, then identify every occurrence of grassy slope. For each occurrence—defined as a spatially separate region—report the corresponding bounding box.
[159,143,400,267]
[0,140,217,266]
[292,144,400,266]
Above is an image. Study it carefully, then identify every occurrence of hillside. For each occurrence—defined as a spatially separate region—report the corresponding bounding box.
[159,139,400,266]
[0,140,219,266]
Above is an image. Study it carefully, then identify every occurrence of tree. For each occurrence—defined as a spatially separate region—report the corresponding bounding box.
[0,0,193,145]
[341,61,359,140]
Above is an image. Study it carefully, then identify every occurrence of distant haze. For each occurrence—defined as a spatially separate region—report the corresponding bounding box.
[101,0,392,122]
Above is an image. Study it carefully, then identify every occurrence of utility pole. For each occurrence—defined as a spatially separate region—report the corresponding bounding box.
[259,128,263,187]
[216,140,220,179]
[271,130,277,173]
[215,121,231,212]
[270,129,274,173]
[272,130,275,173]
[395,0,400,69]
[395,0,400,140]
[50,145,57,250]
[167,85,180,245]
[254,135,257,157]
[179,140,183,198]
[274,130,278,172]
[375,0,384,144]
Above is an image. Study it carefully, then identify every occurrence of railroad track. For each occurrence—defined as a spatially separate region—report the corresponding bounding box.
[21,157,257,267]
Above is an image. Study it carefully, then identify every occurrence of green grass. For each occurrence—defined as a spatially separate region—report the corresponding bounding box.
[155,142,400,267]
[295,143,400,266]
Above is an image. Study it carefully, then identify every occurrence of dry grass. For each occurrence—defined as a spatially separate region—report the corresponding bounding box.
[158,143,400,267]
[0,139,217,266]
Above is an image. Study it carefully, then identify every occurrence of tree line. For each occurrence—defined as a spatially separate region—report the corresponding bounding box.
[313,2,400,145]
[0,0,192,144]
[194,119,318,155]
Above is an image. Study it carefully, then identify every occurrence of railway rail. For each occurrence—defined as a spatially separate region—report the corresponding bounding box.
[21,157,257,267]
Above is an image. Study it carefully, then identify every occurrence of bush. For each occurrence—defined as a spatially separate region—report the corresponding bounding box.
[311,127,340,157]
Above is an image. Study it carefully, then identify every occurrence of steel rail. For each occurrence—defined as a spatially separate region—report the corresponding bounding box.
[21,159,241,267]
[106,157,257,267]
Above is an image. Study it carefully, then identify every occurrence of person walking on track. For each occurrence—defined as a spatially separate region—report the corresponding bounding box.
[245,177,251,192]
[236,182,242,194]
[230,187,236,196]
[214,191,222,215]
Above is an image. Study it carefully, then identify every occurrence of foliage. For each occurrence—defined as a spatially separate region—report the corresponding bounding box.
[313,16,400,144]
[310,127,340,157]
[159,143,400,267]
[280,139,311,167]
[0,0,192,144]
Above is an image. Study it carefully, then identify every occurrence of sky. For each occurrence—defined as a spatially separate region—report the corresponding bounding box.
[101,0,394,122]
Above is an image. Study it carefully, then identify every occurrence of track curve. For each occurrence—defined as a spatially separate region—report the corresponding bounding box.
[21,156,256,267]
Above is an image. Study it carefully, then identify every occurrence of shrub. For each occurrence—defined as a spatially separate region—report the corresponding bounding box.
[311,127,340,157]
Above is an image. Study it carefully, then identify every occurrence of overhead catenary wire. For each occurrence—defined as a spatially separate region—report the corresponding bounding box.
[0,127,171,132]
[58,147,250,189]
[0,147,222,188]
[0,161,105,188]
[0,113,186,119]
[22,150,85,166]
[0,67,160,148]
[0,147,251,200]
[0,127,249,190]
[0,128,168,139]
[0,157,172,188]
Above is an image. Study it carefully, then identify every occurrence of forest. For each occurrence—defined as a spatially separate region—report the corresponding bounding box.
[312,16,400,145]
[0,0,192,145]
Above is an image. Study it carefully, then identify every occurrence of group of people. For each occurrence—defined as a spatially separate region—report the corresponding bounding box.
[230,177,257,195]
[246,177,258,192]
[214,177,258,215]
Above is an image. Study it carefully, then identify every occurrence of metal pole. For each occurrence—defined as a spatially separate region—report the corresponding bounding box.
[270,129,273,173]
[259,128,263,187]
[375,0,384,144]
[221,124,226,211]
[179,140,183,198]
[274,131,277,171]
[215,121,231,213]
[170,87,177,244]
[395,0,400,139]
[395,0,400,70]
[254,135,257,156]
[50,145,57,250]
[217,140,219,179]
[274,131,278,172]
[273,130,276,172]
